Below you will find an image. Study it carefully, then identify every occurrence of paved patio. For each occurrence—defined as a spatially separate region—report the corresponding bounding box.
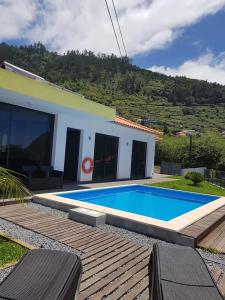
[34,173,174,195]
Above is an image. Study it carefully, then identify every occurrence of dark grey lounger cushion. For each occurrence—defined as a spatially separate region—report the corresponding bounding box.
[150,243,223,300]
[0,249,82,300]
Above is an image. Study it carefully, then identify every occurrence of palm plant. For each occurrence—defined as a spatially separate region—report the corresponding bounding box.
[0,167,31,203]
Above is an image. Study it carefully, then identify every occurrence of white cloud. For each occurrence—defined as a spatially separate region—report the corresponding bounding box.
[0,0,225,56]
[0,0,37,39]
[149,51,225,85]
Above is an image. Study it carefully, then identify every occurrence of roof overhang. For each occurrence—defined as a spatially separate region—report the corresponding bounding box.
[115,115,163,140]
[0,68,115,120]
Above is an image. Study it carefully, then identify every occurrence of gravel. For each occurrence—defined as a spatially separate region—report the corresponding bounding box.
[0,266,13,283]
[0,204,79,283]
[0,202,225,283]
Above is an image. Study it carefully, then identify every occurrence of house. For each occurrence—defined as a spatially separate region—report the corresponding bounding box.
[0,62,158,183]
[175,129,197,137]
[221,131,225,138]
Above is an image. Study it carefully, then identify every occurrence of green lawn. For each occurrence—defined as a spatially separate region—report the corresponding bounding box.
[149,176,225,197]
[0,236,27,268]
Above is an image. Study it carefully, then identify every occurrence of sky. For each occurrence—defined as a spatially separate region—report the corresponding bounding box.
[1,0,225,85]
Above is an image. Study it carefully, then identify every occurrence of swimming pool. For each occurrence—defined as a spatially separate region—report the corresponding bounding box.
[35,184,225,245]
[56,185,218,221]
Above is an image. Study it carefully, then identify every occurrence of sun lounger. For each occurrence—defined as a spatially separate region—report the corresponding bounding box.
[0,249,82,300]
[150,243,224,300]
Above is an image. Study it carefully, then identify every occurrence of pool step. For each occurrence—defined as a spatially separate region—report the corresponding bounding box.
[180,205,225,247]
[69,207,106,227]
[198,218,225,253]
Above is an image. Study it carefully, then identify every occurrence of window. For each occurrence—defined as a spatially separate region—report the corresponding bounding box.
[0,102,54,173]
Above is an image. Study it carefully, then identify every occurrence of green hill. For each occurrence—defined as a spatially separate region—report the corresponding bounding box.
[1,42,225,133]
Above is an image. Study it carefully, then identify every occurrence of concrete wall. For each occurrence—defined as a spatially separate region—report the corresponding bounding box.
[161,161,207,177]
[181,167,207,176]
[1,88,156,182]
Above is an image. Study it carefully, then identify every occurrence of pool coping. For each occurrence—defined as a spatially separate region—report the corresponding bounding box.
[34,184,225,232]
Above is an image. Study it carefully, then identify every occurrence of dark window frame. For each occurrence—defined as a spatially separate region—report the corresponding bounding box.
[0,101,54,172]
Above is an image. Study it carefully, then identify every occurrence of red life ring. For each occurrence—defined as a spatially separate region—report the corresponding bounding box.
[82,157,94,174]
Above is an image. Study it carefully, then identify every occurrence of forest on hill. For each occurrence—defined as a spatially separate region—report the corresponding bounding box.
[1,42,225,133]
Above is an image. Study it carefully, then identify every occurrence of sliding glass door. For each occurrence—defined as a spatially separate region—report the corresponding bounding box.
[93,133,119,181]
[0,102,54,173]
[131,140,147,179]
[0,104,10,168]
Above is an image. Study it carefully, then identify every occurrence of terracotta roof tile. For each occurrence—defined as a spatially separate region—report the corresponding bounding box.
[115,116,162,140]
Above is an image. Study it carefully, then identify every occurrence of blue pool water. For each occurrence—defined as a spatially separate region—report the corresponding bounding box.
[56,185,219,221]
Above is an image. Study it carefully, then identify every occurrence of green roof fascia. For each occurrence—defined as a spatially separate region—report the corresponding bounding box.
[0,68,115,120]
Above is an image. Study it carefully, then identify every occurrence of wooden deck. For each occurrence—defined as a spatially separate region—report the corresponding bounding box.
[0,204,225,299]
[198,218,225,253]
[0,204,151,299]
[181,205,225,253]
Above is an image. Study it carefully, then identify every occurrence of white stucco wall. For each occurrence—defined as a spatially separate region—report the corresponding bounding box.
[52,113,155,182]
[1,88,156,182]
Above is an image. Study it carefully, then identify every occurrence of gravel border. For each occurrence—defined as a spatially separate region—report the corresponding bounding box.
[0,202,225,283]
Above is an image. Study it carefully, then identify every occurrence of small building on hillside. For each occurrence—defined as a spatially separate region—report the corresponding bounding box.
[221,131,225,138]
[0,62,161,185]
[175,129,197,137]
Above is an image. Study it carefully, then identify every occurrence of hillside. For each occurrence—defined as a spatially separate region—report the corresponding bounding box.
[1,42,225,133]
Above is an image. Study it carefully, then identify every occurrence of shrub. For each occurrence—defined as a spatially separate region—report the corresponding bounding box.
[185,172,204,186]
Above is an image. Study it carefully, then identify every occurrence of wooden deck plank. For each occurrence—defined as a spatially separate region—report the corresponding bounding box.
[77,236,122,252]
[181,205,225,250]
[211,266,222,283]
[62,233,110,249]
[10,214,58,226]
[82,240,131,265]
[83,243,134,272]
[47,228,93,243]
[80,254,149,300]
[0,211,44,222]
[50,227,98,241]
[103,264,149,300]
[218,274,225,296]
[80,248,149,292]
[70,235,117,250]
[202,226,225,248]
[81,245,141,281]
[30,222,79,235]
[198,219,225,253]
[135,288,150,300]
[31,217,85,229]
[32,220,87,234]
[120,276,149,300]
[82,241,130,266]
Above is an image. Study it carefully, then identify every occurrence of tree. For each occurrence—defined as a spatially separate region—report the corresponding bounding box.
[156,133,225,171]
[0,167,31,202]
